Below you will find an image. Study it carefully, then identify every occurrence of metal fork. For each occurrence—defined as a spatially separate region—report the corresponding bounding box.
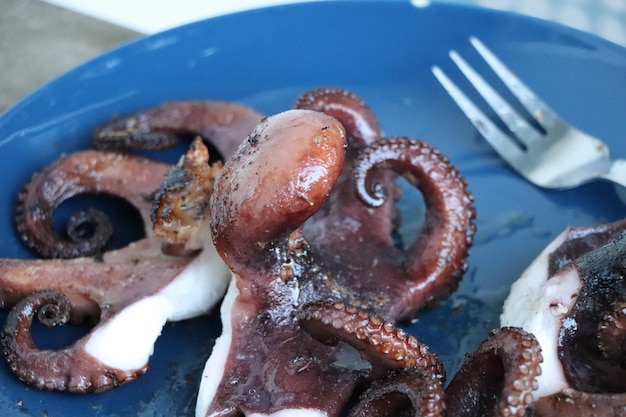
[432,36,626,193]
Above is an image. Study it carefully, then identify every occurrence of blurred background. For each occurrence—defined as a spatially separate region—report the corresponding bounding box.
[1,0,625,113]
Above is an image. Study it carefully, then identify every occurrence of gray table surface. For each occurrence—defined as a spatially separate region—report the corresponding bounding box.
[0,0,139,114]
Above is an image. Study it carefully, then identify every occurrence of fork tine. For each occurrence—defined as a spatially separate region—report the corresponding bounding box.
[469,37,564,134]
[448,48,543,149]
[432,65,525,166]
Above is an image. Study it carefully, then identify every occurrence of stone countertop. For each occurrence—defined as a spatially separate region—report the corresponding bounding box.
[0,0,139,114]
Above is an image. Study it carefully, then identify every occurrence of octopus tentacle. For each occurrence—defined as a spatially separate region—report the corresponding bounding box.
[298,301,445,416]
[299,300,444,380]
[63,208,113,254]
[2,145,231,392]
[210,109,347,261]
[93,100,265,160]
[296,94,475,322]
[445,327,542,417]
[2,289,144,392]
[353,137,476,317]
[295,87,381,146]
[0,236,227,392]
[16,150,170,259]
[198,109,354,417]
[347,368,446,417]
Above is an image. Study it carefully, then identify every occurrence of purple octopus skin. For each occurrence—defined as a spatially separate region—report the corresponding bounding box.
[0,150,230,392]
[14,151,161,259]
[297,87,476,321]
[3,87,475,407]
[444,327,543,417]
[500,218,626,416]
[92,100,265,160]
[196,99,474,417]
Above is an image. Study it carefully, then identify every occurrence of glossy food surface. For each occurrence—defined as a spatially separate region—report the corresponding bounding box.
[0,2,624,416]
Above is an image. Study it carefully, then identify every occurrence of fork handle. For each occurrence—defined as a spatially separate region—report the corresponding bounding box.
[603,159,626,204]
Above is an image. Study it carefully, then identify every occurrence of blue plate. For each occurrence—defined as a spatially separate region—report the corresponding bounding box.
[0,1,625,416]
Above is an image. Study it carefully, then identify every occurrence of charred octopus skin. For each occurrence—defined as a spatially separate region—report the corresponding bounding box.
[500,218,626,416]
[0,148,230,392]
[297,87,476,321]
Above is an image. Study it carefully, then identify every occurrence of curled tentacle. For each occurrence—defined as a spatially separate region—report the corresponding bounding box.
[353,137,476,316]
[299,301,445,417]
[501,220,626,414]
[0,236,227,392]
[93,100,265,160]
[295,90,475,321]
[347,368,446,417]
[445,327,543,417]
[299,300,444,380]
[2,289,144,392]
[16,151,170,259]
[295,87,381,146]
[63,208,113,254]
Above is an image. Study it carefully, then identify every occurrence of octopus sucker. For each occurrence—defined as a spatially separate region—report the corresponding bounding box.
[1,144,231,392]
[500,218,626,415]
[15,150,169,259]
[93,100,265,160]
[298,300,444,380]
[444,327,542,417]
